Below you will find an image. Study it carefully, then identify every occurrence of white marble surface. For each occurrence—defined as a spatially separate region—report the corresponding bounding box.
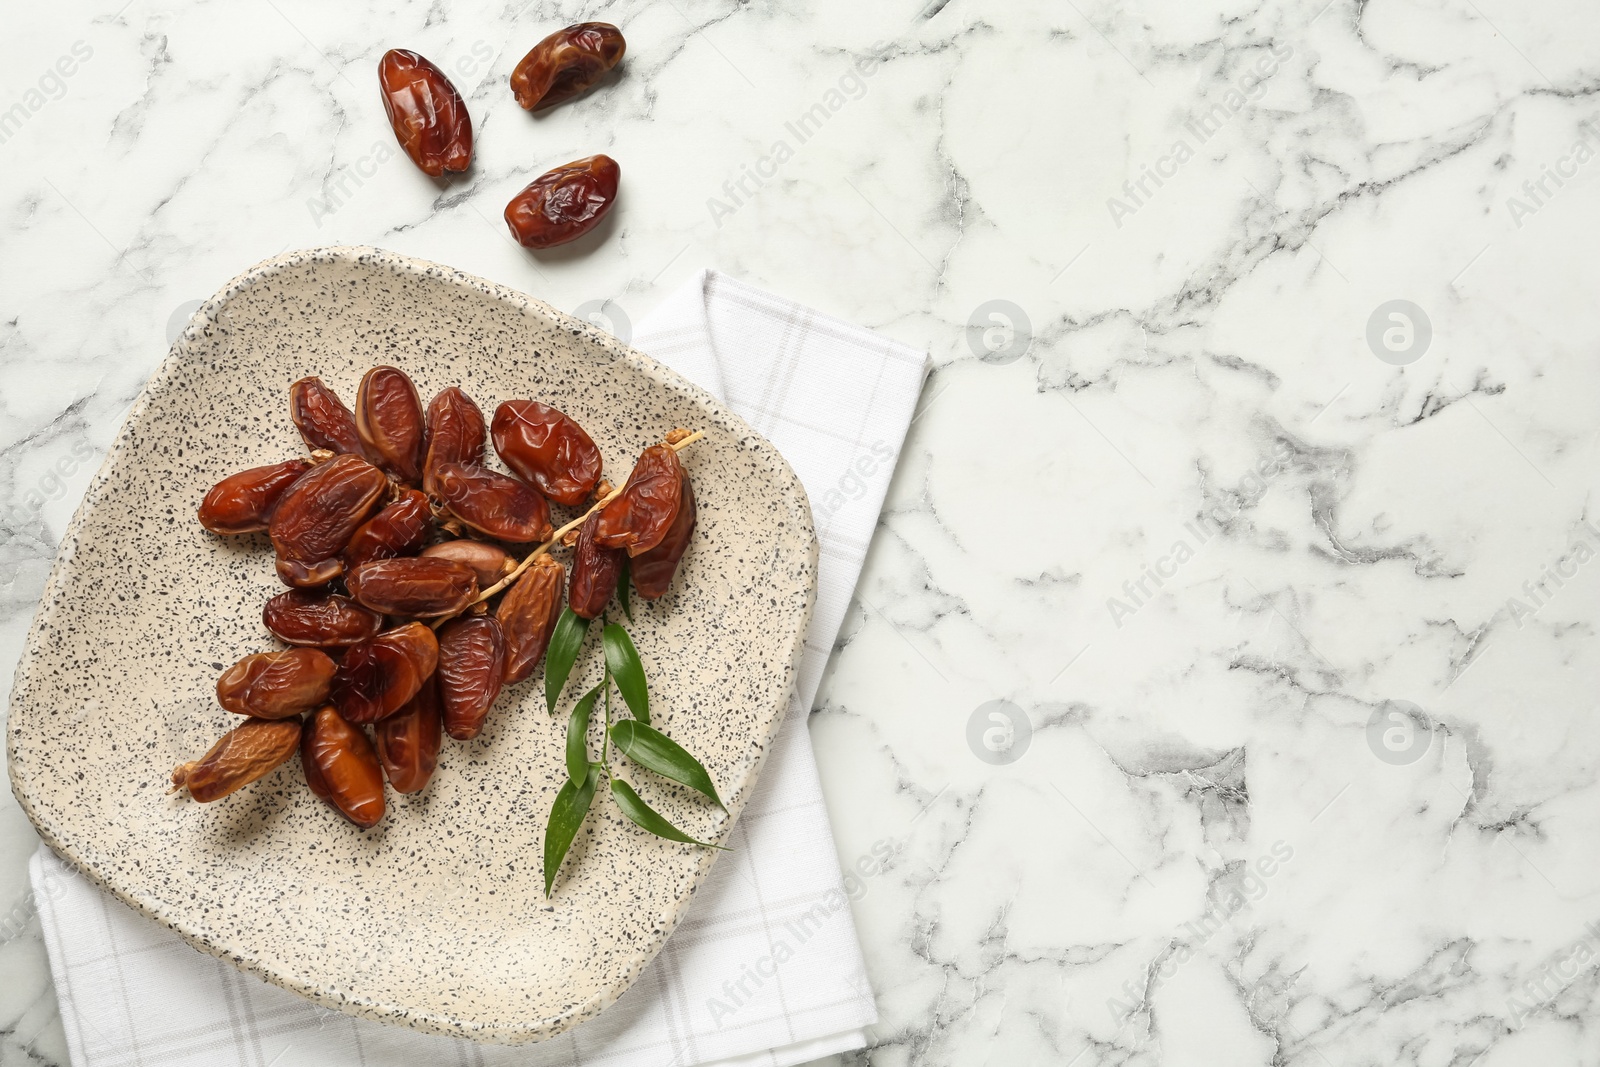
[4,0,1600,1063]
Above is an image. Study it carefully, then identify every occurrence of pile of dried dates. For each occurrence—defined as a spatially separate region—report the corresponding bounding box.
[172,365,699,832]
[378,23,627,248]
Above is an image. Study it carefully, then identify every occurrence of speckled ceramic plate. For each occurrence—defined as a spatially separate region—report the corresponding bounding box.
[6,247,817,1044]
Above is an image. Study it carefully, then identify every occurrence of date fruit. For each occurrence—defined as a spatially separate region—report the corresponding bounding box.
[595,444,684,556]
[346,556,479,617]
[491,400,602,506]
[275,556,344,588]
[379,48,473,178]
[268,454,388,567]
[303,705,386,828]
[423,387,487,498]
[343,489,431,570]
[433,461,553,543]
[632,474,696,598]
[216,648,337,719]
[511,22,626,111]
[437,615,507,740]
[171,717,301,803]
[355,366,426,484]
[290,377,368,459]
[375,676,443,793]
[504,155,620,250]
[568,512,622,619]
[263,591,384,648]
[332,622,440,723]
[421,539,512,586]
[198,459,312,535]
[497,553,565,683]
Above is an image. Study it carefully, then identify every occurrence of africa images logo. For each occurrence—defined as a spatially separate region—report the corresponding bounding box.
[966,700,1032,765]
[1365,300,1431,366]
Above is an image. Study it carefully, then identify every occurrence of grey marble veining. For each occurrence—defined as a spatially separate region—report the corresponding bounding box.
[4,0,1600,1064]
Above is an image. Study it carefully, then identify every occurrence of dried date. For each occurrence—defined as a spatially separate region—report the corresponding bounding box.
[303,705,387,827]
[171,717,302,803]
[437,615,507,740]
[379,49,473,177]
[504,155,620,250]
[568,511,622,618]
[496,553,565,683]
[216,648,336,719]
[275,556,344,588]
[263,590,384,648]
[632,474,696,599]
[433,461,552,543]
[423,387,487,498]
[198,459,312,535]
[420,539,512,586]
[375,676,443,793]
[343,489,431,570]
[355,366,426,484]
[268,453,388,566]
[491,399,602,506]
[594,444,684,556]
[346,556,478,617]
[332,622,440,723]
[510,22,626,111]
[290,377,369,459]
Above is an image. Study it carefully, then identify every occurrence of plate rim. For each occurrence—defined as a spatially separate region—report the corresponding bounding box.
[6,245,820,1043]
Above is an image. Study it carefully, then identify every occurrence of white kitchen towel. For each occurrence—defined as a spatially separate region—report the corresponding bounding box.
[30,268,930,1067]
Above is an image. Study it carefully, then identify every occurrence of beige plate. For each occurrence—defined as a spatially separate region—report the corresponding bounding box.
[6,247,818,1044]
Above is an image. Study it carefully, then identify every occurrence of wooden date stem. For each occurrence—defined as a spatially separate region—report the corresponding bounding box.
[430,429,704,629]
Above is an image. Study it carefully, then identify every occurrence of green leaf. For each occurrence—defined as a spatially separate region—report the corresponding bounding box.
[609,779,725,848]
[565,684,602,786]
[602,624,648,724]
[609,719,724,808]
[617,556,633,622]
[543,766,599,897]
[544,608,589,715]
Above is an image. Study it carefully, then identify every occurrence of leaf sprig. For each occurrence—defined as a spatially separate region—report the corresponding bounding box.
[542,607,725,897]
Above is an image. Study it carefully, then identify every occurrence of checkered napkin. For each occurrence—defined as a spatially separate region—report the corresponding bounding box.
[29,269,930,1067]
